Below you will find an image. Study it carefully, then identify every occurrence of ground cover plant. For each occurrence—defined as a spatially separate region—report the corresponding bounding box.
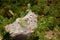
[0,0,60,40]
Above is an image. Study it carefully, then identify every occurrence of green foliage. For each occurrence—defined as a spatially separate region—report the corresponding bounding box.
[0,0,60,40]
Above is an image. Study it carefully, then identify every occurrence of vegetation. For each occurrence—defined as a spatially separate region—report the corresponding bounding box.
[0,0,60,40]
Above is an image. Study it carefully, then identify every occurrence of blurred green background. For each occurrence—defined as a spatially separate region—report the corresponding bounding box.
[0,0,60,40]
